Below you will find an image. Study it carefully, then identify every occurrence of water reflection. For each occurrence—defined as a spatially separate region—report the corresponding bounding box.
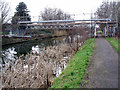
[2,47,18,64]
[2,35,82,65]
[32,45,40,54]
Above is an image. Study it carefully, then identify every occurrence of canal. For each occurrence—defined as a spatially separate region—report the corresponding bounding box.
[1,35,80,64]
[1,34,85,88]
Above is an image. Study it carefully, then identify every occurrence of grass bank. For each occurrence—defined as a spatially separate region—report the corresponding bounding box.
[50,38,95,88]
[106,38,120,53]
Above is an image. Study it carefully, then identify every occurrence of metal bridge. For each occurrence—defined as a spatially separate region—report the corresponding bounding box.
[17,19,117,37]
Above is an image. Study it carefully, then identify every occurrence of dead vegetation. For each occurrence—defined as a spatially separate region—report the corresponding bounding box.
[1,27,89,88]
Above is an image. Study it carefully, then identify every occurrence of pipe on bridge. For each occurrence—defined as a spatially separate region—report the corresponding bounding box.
[18,19,111,24]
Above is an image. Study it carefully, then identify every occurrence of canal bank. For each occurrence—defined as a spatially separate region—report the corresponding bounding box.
[2,28,70,46]
[2,34,67,46]
[106,37,120,54]
[50,38,95,88]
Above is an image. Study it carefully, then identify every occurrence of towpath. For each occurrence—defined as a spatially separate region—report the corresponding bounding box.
[85,38,118,88]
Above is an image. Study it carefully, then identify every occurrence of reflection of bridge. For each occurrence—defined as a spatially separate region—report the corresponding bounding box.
[17,19,117,37]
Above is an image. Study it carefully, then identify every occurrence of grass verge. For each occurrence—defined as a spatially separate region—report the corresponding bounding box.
[50,38,95,88]
[106,37,120,54]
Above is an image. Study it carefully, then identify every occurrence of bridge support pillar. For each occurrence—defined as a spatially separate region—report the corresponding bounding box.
[17,23,20,36]
[107,24,109,37]
[104,26,107,37]
[94,22,96,38]
[113,27,116,36]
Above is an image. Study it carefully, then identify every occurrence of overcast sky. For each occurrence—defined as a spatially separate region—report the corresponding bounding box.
[5,0,117,21]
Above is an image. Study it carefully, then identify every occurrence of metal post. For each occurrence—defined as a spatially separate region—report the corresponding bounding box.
[104,27,106,37]
[107,24,109,37]
[17,23,20,36]
[116,9,118,37]
[109,26,112,37]
[90,22,92,38]
[94,21,96,38]
[90,14,92,38]
[113,27,115,36]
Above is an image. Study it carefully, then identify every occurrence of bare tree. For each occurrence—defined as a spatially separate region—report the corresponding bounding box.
[118,2,120,25]
[96,1,119,21]
[39,8,72,20]
[0,0,10,24]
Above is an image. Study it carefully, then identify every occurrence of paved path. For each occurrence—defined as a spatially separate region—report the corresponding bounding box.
[85,38,118,88]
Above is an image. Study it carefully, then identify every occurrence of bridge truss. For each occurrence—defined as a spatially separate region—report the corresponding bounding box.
[17,19,117,37]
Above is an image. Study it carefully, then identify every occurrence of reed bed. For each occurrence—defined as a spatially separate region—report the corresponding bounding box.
[1,28,89,88]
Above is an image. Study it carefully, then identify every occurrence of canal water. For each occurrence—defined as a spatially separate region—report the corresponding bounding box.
[1,35,80,65]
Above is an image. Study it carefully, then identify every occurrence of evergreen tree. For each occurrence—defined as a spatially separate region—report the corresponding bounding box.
[12,2,31,30]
